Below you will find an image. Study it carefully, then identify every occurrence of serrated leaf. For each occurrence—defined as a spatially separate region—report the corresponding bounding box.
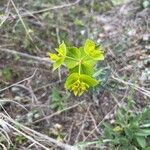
[84,39,104,60]
[50,88,65,111]
[52,88,61,101]
[2,67,12,81]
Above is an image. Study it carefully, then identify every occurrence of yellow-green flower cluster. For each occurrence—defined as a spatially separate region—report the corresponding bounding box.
[48,42,66,71]
[113,126,123,132]
[48,53,60,61]
[48,39,104,96]
[70,79,89,96]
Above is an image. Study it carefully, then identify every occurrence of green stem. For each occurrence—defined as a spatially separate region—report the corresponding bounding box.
[79,61,81,75]
[81,54,88,61]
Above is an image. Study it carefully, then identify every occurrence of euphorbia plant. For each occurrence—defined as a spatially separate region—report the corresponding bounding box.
[48,39,104,96]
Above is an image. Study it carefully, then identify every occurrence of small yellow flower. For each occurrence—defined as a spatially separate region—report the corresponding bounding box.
[70,79,89,96]
[84,39,104,60]
[48,42,66,71]
[65,73,98,96]
[48,52,60,61]
[113,126,123,132]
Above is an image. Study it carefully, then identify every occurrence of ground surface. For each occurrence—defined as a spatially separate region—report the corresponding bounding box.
[0,0,149,149]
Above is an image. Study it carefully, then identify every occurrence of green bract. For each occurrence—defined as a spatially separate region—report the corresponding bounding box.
[65,73,98,96]
[48,39,104,96]
[48,42,66,71]
[84,39,104,60]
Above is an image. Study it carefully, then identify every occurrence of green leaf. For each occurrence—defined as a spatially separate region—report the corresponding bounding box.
[52,57,64,71]
[144,147,150,150]
[79,47,97,66]
[80,74,98,86]
[56,42,66,56]
[141,123,150,128]
[65,47,97,69]
[69,62,94,76]
[2,67,12,81]
[84,39,104,60]
[136,129,150,137]
[141,107,150,121]
[118,145,134,150]
[48,42,66,71]
[65,73,98,96]
[136,136,146,148]
[64,47,79,69]
[65,73,97,89]
[65,73,78,89]
[50,88,65,111]
[52,88,61,101]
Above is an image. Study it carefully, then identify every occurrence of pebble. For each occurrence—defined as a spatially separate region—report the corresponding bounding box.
[11,87,20,93]
[14,96,22,102]
[143,34,150,41]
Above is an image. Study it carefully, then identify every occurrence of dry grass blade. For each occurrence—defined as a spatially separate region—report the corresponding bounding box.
[0,143,7,150]
[0,99,28,112]
[0,113,77,150]
[0,48,51,65]
[0,68,37,92]
[112,75,150,97]
[13,0,81,18]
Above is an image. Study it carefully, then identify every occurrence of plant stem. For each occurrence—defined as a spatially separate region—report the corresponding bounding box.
[56,28,61,82]
[81,54,88,61]
[79,61,81,75]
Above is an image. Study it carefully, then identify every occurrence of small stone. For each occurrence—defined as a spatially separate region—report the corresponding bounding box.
[54,123,63,131]
[143,0,150,8]
[137,61,143,68]
[143,34,150,41]
[145,45,150,49]
[0,119,10,132]
[15,115,21,121]
[103,24,114,32]
[109,114,114,118]
[11,87,20,93]
[110,119,115,124]
[34,113,40,119]
[14,96,22,102]
[105,115,110,120]
[80,30,85,35]
[128,29,136,36]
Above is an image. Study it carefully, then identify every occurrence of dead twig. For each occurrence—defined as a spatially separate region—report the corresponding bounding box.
[1,113,77,150]
[33,100,85,124]
[0,48,51,66]
[12,0,81,19]
[0,68,37,92]
[0,0,10,28]
[112,75,150,97]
